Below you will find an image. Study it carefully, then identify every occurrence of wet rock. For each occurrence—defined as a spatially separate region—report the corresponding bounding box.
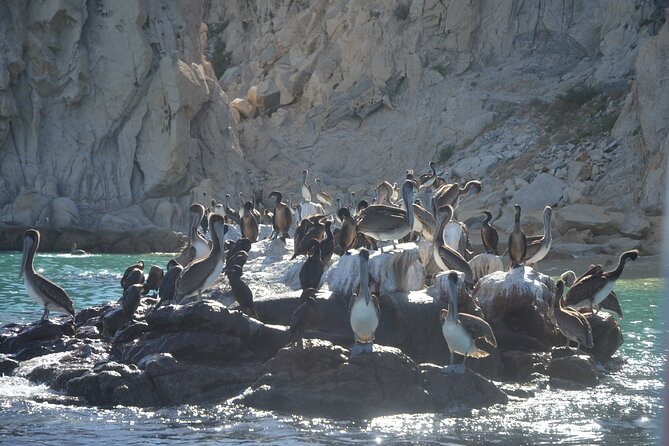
[241,340,435,418]
[0,319,75,360]
[66,367,155,407]
[101,307,124,339]
[75,305,112,326]
[500,351,549,382]
[586,312,623,362]
[0,354,19,376]
[473,267,559,351]
[420,363,508,409]
[112,322,150,346]
[546,355,598,387]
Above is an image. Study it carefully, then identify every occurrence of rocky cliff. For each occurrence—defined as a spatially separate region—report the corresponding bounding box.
[206,0,668,255]
[0,0,254,234]
[0,0,667,255]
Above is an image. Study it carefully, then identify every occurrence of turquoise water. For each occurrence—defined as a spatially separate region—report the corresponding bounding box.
[0,252,665,444]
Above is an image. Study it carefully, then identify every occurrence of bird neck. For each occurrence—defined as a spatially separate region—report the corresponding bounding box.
[607,253,630,279]
[543,211,552,241]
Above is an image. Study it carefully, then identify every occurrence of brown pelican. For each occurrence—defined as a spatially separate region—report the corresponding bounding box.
[481,211,499,255]
[223,194,240,225]
[314,178,335,207]
[433,206,474,288]
[525,206,553,267]
[237,192,246,219]
[20,229,75,321]
[335,208,357,255]
[299,239,324,291]
[189,204,210,260]
[289,288,317,344]
[553,280,593,350]
[241,201,259,242]
[70,244,86,255]
[376,181,394,205]
[410,201,436,242]
[175,214,228,302]
[418,160,438,189]
[432,180,482,215]
[440,271,496,373]
[356,180,415,250]
[508,204,527,268]
[349,248,380,357]
[142,265,164,295]
[269,191,292,241]
[564,250,638,313]
[301,170,312,202]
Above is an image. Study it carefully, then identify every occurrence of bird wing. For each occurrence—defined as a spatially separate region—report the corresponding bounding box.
[564,275,608,307]
[176,257,216,296]
[599,291,623,318]
[525,236,544,259]
[33,274,75,315]
[574,264,604,284]
[437,244,473,284]
[458,313,497,347]
[357,206,408,232]
[526,234,544,244]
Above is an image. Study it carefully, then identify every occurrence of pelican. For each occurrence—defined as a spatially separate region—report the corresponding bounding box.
[508,204,527,268]
[376,181,395,205]
[418,160,438,189]
[412,201,436,241]
[269,191,293,241]
[314,178,335,207]
[349,248,380,357]
[175,214,228,302]
[20,229,75,321]
[356,180,415,250]
[301,170,312,202]
[432,180,482,215]
[223,194,240,225]
[553,280,593,350]
[237,192,246,219]
[433,206,474,288]
[481,211,499,255]
[564,250,638,313]
[189,204,210,260]
[440,271,496,373]
[525,206,553,267]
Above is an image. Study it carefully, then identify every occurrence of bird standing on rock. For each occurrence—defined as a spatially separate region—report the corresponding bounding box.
[508,204,527,268]
[349,248,380,357]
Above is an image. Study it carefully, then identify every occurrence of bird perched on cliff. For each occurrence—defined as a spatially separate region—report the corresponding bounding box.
[508,204,527,268]
[349,248,380,357]
[225,264,256,317]
[299,239,324,291]
[150,260,183,312]
[20,229,75,321]
[288,288,318,345]
[121,260,144,290]
[142,265,164,296]
[269,191,292,241]
[480,211,499,255]
[440,271,496,374]
[241,201,259,242]
[552,280,593,351]
[564,250,638,314]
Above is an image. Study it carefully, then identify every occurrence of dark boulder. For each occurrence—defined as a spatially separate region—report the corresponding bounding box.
[0,319,74,360]
[241,339,435,418]
[420,363,508,410]
[500,351,549,382]
[547,354,598,388]
[586,312,623,362]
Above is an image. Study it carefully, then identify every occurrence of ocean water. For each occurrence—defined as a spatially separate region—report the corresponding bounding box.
[0,251,665,445]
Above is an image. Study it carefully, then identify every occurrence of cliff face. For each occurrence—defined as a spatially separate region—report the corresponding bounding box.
[0,0,667,254]
[207,0,667,253]
[0,0,253,232]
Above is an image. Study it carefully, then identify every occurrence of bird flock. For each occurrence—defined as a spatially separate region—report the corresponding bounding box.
[18,162,638,373]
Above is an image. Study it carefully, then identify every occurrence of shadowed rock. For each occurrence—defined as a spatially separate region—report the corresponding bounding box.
[420,363,508,409]
[0,319,74,361]
[586,312,623,362]
[547,354,598,388]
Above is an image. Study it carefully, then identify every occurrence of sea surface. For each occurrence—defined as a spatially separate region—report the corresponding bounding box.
[0,251,665,445]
